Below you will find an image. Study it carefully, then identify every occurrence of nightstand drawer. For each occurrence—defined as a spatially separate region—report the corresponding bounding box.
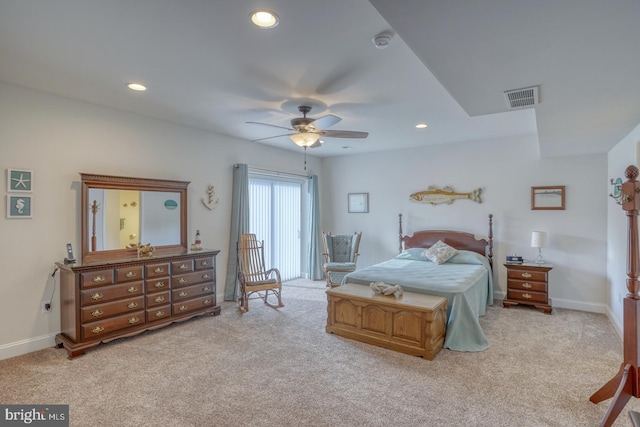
[507,269,547,282]
[507,279,546,293]
[507,289,547,304]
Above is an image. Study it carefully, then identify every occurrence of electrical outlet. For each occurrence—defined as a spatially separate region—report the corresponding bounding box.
[41,302,51,313]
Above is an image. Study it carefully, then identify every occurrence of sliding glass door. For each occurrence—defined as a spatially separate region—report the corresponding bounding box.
[248,173,303,281]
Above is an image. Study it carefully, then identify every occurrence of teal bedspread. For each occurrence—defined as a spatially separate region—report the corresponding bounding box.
[342,249,493,352]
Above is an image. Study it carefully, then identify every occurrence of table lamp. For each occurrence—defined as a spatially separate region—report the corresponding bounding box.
[531,231,547,264]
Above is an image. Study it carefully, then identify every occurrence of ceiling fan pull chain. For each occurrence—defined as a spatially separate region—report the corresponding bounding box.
[304,146,307,171]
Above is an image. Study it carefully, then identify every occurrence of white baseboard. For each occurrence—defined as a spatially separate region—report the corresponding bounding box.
[0,333,57,361]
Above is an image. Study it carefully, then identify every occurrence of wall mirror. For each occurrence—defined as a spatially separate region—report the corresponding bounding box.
[81,173,189,264]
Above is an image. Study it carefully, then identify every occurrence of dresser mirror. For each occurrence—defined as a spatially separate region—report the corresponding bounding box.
[81,173,189,264]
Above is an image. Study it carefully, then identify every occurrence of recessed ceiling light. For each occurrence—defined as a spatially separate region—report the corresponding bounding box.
[415,123,428,129]
[250,9,279,29]
[127,83,147,91]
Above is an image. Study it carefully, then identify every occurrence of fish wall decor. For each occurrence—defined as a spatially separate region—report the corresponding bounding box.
[410,186,482,205]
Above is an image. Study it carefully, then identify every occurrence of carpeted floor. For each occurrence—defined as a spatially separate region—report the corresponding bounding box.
[1,279,639,426]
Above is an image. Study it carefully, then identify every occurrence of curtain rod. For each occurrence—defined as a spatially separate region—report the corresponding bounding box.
[239,165,310,179]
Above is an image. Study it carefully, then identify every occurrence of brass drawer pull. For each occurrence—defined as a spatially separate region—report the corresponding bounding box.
[125,271,136,278]
[91,326,104,334]
[203,299,211,305]
[201,260,209,266]
[92,275,106,283]
[521,283,532,289]
[91,310,104,317]
[202,273,210,279]
[178,278,187,284]
[154,267,165,274]
[179,291,188,297]
[179,305,187,311]
[203,286,210,292]
[179,264,189,270]
[521,273,532,278]
[155,311,165,317]
[91,292,104,300]
[127,302,139,309]
[127,286,138,293]
[522,293,532,299]
[128,317,140,324]
[155,296,165,303]
[154,282,165,288]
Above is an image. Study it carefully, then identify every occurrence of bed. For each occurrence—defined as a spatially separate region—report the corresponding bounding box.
[342,214,494,352]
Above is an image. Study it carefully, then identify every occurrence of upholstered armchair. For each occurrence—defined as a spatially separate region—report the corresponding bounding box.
[321,232,362,287]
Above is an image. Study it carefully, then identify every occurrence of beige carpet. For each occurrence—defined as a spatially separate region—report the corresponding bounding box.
[2,279,640,426]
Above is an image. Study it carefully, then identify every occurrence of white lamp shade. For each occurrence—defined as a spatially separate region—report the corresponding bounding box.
[290,132,320,147]
[531,231,547,248]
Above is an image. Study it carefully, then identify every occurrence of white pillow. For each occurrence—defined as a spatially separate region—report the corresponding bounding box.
[424,240,458,264]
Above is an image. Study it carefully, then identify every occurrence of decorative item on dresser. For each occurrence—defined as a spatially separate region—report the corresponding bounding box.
[502,262,552,314]
[55,250,220,358]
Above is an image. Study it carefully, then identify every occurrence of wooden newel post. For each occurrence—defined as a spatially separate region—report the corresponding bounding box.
[590,165,640,426]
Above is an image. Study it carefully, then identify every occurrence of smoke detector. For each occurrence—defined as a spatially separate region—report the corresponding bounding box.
[372,31,393,49]
[504,86,540,109]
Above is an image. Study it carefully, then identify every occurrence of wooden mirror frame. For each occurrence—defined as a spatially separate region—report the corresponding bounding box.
[81,173,189,264]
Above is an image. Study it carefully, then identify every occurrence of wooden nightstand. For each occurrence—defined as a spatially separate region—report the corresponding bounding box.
[503,262,553,314]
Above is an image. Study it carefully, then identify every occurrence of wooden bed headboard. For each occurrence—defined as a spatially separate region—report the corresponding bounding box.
[398,213,494,266]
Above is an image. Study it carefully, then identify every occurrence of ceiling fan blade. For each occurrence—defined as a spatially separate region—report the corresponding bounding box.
[309,140,323,149]
[318,130,368,139]
[310,114,341,130]
[251,133,292,142]
[246,121,292,131]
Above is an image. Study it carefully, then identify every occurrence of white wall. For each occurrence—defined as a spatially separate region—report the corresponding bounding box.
[321,135,609,313]
[0,82,322,359]
[607,123,640,333]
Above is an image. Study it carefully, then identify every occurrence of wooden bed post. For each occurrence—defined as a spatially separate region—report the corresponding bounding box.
[398,213,403,253]
[590,165,640,426]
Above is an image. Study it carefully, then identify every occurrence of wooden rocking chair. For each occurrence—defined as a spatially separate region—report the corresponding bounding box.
[236,233,284,313]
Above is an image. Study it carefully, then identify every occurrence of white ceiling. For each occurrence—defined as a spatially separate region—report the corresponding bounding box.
[0,0,638,158]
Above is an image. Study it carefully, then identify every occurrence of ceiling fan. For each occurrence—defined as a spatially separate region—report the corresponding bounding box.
[246,105,368,149]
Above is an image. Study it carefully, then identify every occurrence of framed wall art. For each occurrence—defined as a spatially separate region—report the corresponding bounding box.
[531,185,565,210]
[7,194,32,218]
[7,168,33,192]
[348,193,369,213]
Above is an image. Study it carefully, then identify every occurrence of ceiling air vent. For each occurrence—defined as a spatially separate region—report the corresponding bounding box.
[504,86,539,109]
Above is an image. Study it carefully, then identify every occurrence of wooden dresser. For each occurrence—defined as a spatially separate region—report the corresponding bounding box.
[55,249,220,358]
[502,262,553,314]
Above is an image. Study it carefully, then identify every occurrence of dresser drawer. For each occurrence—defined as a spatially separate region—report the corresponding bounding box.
[146,291,170,307]
[80,269,114,289]
[145,277,170,293]
[146,305,171,322]
[172,259,194,274]
[172,283,214,302]
[507,279,546,293]
[173,295,215,315]
[507,269,547,282]
[507,289,548,304]
[145,262,170,279]
[116,265,144,283]
[80,296,144,323]
[80,281,144,306]
[194,256,214,271]
[82,310,145,339]
[172,270,214,288]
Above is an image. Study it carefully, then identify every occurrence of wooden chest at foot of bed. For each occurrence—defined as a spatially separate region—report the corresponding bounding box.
[326,283,447,360]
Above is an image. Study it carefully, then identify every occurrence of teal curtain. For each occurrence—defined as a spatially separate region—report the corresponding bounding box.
[224,164,249,301]
[307,175,323,280]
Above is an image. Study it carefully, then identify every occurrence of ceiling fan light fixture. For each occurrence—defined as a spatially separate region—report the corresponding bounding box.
[250,9,279,29]
[290,132,319,147]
